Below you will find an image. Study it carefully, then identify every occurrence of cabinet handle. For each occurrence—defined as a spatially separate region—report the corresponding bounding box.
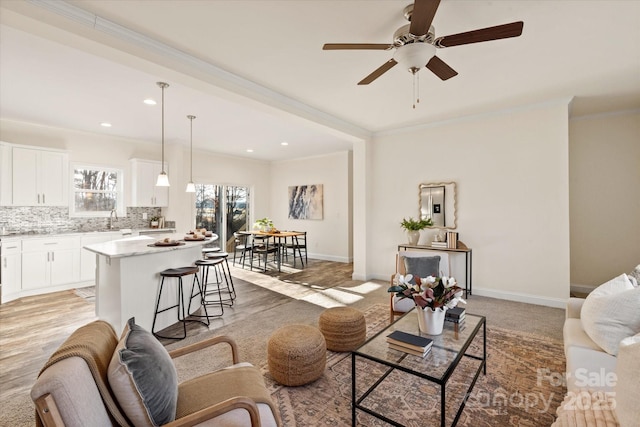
[3,258,6,268]
[44,242,57,245]
[6,245,17,249]
[52,252,55,262]
[43,194,46,204]
[47,252,50,262]
[38,194,41,204]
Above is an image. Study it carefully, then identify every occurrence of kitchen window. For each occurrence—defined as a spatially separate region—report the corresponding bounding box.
[70,164,124,217]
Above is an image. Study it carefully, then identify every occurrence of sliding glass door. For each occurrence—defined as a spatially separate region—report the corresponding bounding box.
[195,184,249,251]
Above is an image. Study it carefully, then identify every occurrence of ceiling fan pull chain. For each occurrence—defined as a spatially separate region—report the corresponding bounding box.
[412,68,420,109]
[417,71,420,105]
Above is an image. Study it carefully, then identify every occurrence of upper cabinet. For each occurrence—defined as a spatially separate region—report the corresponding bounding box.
[129,159,169,207]
[2,144,69,207]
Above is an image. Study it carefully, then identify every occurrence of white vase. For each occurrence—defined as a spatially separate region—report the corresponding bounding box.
[417,307,447,335]
[407,230,420,245]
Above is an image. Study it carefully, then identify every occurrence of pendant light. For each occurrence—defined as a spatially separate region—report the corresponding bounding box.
[185,115,196,193]
[156,81,170,187]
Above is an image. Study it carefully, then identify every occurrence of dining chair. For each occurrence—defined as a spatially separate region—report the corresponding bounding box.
[286,231,307,267]
[232,232,251,268]
[250,235,278,272]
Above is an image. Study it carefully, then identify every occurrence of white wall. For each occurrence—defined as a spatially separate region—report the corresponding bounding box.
[569,111,640,288]
[367,101,572,307]
[270,151,352,262]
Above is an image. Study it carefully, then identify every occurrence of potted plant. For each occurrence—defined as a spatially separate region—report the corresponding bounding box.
[150,216,160,228]
[253,217,274,232]
[388,273,465,334]
[400,217,433,245]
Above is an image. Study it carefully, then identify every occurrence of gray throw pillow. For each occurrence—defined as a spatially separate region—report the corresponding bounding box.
[402,256,441,283]
[108,317,178,427]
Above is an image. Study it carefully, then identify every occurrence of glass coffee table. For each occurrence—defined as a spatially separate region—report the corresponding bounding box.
[351,308,486,426]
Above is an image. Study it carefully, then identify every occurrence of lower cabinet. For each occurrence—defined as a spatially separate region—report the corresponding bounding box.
[1,240,22,300]
[1,232,123,303]
[21,236,80,291]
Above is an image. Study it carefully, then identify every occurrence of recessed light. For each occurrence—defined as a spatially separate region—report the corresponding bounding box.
[281,141,289,146]
[143,99,157,105]
[246,149,254,153]
[100,122,112,127]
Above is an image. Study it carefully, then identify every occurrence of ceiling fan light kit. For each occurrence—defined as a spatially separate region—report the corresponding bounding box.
[323,0,524,107]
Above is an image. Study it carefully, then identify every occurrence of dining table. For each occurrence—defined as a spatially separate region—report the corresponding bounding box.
[246,230,305,271]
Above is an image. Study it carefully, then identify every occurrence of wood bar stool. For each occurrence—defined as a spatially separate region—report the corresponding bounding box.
[152,266,207,340]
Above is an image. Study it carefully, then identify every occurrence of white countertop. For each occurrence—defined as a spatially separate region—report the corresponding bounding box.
[0,228,177,241]
[84,233,217,258]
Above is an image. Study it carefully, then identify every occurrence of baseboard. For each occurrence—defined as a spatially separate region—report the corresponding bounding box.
[308,253,352,263]
[472,287,566,309]
[570,283,596,294]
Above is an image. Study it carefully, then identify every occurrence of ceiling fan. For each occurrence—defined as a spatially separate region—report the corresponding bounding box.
[323,0,523,87]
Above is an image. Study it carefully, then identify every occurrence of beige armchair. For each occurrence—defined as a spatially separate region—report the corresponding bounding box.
[31,320,281,427]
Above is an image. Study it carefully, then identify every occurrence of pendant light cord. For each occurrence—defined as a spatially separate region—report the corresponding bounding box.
[161,84,165,172]
[188,115,196,182]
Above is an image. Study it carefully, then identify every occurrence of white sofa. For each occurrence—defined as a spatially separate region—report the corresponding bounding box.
[563,297,617,393]
[553,272,640,427]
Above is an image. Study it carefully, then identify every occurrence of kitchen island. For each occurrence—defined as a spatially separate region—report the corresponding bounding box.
[84,233,215,333]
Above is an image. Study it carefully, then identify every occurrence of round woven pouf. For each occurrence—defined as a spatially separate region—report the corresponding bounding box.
[319,307,366,352]
[267,324,326,386]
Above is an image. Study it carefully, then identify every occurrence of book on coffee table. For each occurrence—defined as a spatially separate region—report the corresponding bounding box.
[388,342,432,357]
[445,307,466,322]
[386,330,433,352]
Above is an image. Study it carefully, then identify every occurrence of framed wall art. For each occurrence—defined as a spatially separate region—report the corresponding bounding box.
[288,184,323,220]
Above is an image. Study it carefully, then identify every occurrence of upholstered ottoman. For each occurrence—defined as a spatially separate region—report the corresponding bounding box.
[267,324,326,386]
[318,307,366,352]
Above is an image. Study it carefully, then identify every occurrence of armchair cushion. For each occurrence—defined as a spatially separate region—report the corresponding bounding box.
[108,318,178,427]
[580,274,640,355]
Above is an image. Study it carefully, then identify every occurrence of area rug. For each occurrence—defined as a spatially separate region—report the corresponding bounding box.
[263,306,566,426]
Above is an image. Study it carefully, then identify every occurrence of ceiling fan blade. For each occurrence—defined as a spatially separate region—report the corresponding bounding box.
[323,43,392,50]
[435,21,524,48]
[410,0,441,37]
[358,59,398,85]
[426,56,458,80]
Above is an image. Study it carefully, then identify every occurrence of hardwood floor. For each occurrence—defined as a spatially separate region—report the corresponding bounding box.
[0,256,565,424]
[0,258,369,405]
[0,290,98,402]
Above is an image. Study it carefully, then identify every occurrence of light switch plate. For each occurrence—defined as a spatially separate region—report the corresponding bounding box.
[142,213,148,220]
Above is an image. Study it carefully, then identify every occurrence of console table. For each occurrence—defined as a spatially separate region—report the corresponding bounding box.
[398,244,472,297]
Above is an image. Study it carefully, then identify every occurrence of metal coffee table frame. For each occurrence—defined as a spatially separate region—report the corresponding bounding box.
[351,308,486,426]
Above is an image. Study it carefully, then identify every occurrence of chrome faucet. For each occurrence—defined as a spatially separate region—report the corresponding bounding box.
[108,209,118,229]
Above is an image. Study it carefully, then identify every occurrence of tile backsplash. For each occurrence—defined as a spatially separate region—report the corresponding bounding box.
[0,206,164,234]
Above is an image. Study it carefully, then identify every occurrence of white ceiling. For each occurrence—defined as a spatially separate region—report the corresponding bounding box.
[1,1,639,161]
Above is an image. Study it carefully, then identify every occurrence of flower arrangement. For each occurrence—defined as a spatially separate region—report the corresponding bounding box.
[253,217,274,231]
[400,217,433,231]
[388,273,465,311]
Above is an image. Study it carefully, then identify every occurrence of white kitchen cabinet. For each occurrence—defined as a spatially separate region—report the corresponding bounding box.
[80,232,121,281]
[11,146,68,206]
[129,159,169,207]
[21,236,80,290]
[1,240,22,300]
